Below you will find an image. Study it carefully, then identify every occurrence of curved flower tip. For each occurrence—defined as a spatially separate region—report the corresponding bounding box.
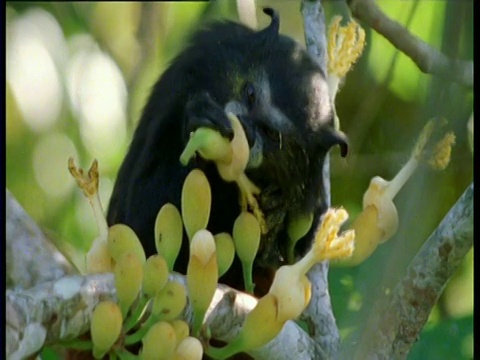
[68,157,99,198]
[69,157,109,267]
[427,132,455,170]
[413,118,455,170]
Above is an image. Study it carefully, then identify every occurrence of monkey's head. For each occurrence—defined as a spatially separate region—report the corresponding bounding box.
[108,8,348,284]
[183,9,348,265]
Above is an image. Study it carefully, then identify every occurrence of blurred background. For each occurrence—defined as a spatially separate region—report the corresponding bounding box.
[6,1,473,359]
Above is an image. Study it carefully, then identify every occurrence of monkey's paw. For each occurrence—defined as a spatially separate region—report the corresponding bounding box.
[185,91,234,140]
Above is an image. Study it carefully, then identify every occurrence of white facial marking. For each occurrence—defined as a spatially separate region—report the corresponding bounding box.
[308,73,333,130]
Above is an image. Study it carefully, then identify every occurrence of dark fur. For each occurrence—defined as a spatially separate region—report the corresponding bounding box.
[107,9,347,293]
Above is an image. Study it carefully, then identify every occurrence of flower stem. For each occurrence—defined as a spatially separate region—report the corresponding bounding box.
[89,193,108,240]
[384,156,418,200]
[242,260,255,294]
[124,314,157,346]
[59,338,93,350]
[114,348,137,360]
[124,296,149,333]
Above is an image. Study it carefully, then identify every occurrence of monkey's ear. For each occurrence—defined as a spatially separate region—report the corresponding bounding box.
[321,129,349,157]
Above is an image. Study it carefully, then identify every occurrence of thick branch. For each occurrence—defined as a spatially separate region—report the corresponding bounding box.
[7,272,321,359]
[6,189,74,289]
[357,182,473,359]
[6,273,116,360]
[348,0,473,87]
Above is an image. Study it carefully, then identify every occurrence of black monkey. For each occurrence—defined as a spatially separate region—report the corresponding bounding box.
[107,8,348,293]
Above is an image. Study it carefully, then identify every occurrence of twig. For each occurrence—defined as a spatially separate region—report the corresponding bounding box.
[236,0,257,29]
[354,182,473,359]
[347,0,419,149]
[347,0,473,88]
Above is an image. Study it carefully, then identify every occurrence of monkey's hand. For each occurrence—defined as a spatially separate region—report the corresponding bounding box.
[184,91,234,141]
[180,110,267,233]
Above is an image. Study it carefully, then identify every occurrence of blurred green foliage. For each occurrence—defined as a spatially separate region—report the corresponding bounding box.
[6,1,472,359]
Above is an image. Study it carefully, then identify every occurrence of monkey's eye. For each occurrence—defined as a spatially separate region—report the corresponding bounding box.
[243,82,256,108]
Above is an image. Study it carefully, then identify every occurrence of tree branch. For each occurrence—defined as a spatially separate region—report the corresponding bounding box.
[6,189,74,289]
[301,0,328,76]
[347,0,473,88]
[6,273,116,360]
[355,182,473,359]
[6,272,323,359]
[300,1,340,358]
